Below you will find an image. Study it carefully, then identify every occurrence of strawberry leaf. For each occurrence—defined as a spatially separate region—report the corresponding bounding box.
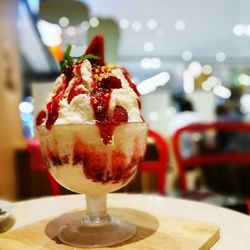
[60,45,100,71]
[76,54,100,63]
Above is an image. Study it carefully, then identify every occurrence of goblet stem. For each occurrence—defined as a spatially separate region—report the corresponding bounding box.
[58,193,136,248]
[83,194,111,225]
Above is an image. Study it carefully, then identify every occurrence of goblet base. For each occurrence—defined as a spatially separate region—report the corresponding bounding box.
[57,215,136,248]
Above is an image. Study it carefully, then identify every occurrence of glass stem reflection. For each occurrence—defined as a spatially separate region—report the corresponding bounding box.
[83,194,111,225]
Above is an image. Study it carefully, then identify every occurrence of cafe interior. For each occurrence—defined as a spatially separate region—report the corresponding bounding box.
[2,0,250,218]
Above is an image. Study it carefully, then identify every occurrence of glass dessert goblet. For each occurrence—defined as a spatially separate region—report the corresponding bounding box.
[37,123,147,248]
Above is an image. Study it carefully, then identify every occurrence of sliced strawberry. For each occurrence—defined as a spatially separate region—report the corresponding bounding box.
[85,35,105,65]
[101,76,122,89]
[113,106,128,123]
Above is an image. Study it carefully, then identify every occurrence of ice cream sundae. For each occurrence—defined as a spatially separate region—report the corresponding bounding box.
[36,35,147,195]
[36,35,147,247]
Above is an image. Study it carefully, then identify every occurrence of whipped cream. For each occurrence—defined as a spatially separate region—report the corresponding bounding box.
[37,59,142,128]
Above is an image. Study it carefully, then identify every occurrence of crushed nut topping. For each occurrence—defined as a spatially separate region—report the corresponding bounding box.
[93,64,115,82]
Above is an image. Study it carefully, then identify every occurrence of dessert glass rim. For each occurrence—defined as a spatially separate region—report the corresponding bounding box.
[36,122,147,127]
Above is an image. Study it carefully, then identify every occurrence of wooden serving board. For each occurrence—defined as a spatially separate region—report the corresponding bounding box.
[0,208,219,250]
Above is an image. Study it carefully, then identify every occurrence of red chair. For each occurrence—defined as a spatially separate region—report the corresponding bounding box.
[139,129,168,195]
[27,139,61,195]
[172,122,250,212]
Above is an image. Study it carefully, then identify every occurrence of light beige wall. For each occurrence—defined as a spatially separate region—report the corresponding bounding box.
[187,91,216,122]
[0,0,25,200]
[141,89,173,134]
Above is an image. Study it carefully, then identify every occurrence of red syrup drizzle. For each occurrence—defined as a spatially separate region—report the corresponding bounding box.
[67,78,85,104]
[120,68,145,122]
[121,67,142,111]
[45,77,68,130]
[121,68,140,97]
[35,65,79,128]
[73,139,141,184]
[67,64,86,104]
[90,75,127,145]
[36,110,46,126]
[43,136,142,184]
[47,150,69,167]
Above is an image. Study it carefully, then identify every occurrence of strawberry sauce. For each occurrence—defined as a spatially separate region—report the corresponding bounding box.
[43,133,144,185]
[90,75,126,144]
[67,79,86,104]
[45,77,68,130]
[72,139,140,184]
[36,110,46,126]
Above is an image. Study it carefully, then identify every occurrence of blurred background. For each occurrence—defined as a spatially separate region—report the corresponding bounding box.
[15,0,250,134]
[2,0,250,211]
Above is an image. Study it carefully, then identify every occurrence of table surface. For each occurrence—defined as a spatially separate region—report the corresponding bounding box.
[2,193,250,250]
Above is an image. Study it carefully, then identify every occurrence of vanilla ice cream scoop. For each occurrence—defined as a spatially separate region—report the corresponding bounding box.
[36,36,143,144]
